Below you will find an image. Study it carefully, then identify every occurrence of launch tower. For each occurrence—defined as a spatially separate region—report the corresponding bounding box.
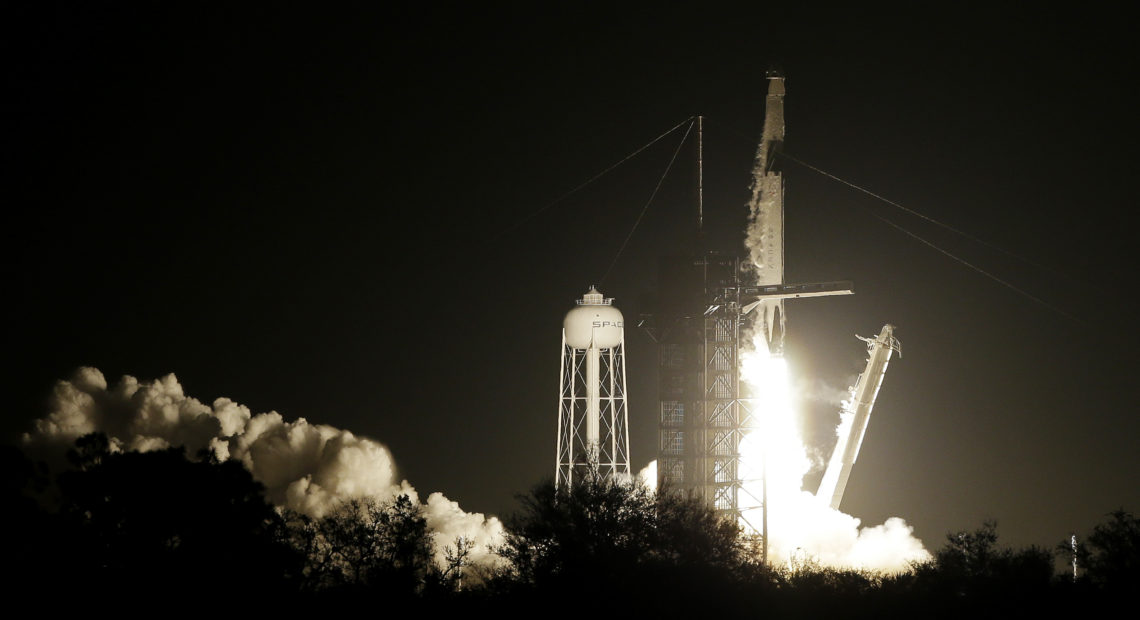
[644,253,754,512]
[645,73,853,551]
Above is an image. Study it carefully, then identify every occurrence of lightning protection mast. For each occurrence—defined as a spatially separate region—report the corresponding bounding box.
[556,287,631,486]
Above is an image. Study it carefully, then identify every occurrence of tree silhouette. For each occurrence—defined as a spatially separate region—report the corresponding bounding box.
[0,444,59,598]
[288,494,436,597]
[1073,509,1139,593]
[55,433,300,599]
[494,475,755,613]
[13,432,1137,614]
[911,520,1055,617]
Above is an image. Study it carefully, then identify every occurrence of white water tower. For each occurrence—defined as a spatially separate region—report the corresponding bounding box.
[556,286,631,486]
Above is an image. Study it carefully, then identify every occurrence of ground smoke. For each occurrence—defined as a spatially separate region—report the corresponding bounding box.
[738,338,930,572]
[23,367,505,570]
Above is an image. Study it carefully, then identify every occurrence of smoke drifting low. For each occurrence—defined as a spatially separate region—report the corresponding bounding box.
[737,348,930,573]
[23,367,504,569]
[637,460,657,488]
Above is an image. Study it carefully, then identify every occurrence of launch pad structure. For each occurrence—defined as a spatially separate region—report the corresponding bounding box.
[641,253,760,515]
[641,72,853,556]
[550,72,892,564]
[641,259,853,519]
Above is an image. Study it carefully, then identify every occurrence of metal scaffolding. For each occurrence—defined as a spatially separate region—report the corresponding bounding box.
[644,254,759,523]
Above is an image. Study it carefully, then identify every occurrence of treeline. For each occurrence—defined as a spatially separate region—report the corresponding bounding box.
[3,434,1136,617]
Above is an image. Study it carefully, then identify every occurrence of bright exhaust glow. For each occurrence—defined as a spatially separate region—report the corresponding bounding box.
[738,333,930,572]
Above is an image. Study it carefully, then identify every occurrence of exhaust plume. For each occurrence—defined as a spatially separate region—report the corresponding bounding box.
[637,460,657,490]
[737,337,930,572]
[798,376,857,407]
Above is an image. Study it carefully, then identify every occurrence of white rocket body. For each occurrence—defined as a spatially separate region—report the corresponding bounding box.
[748,75,787,353]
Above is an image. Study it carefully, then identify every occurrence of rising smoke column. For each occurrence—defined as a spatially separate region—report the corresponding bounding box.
[23,367,505,570]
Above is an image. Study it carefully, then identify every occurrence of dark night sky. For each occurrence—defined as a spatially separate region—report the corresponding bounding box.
[4,5,1137,551]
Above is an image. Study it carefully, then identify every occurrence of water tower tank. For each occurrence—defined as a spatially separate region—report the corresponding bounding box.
[563,286,624,349]
[556,286,631,487]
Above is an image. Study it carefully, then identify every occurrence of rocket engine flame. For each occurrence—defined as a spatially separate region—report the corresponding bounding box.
[737,333,930,572]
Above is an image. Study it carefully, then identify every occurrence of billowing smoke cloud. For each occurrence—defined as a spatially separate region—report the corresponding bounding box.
[737,344,930,573]
[797,377,857,407]
[800,378,859,474]
[637,460,657,489]
[750,486,930,573]
[738,134,926,570]
[23,367,504,570]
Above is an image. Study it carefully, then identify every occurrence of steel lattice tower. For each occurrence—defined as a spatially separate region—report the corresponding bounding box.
[645,73,852,561]
[647,255,757,516]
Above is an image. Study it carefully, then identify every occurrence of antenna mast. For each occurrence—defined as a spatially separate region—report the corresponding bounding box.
[697,115,704,233]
